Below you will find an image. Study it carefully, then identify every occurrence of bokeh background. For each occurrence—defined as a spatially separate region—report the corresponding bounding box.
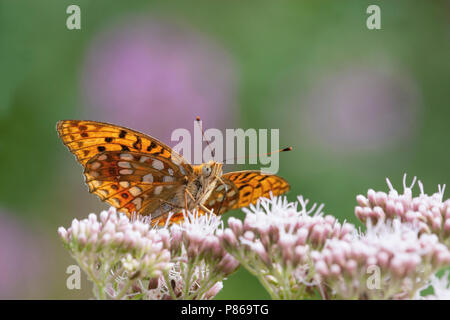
[1,0,449,299]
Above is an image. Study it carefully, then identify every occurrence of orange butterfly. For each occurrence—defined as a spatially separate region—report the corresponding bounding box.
[57,120,290,225]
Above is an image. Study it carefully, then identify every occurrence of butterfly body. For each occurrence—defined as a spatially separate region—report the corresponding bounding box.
[57,120,290,225]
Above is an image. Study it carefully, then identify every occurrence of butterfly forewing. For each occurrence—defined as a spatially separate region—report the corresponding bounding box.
[57,120,193,217]
[56,120,191,172]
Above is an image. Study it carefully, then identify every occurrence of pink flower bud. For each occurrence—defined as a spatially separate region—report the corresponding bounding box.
[295,228,309,245]
[376,251,390,268]
[355,207,364,220]
[375,192,388,207]
[221,229,238,247]
[71,219,79,234]
[88,213,97,223]
[345,259,357,276]
[356,195,369,207]
[395,202,405,216]
[113,232,124,245]
[330,264,341,276]
[315,260,329,276]
[100,210,109,223]
[368,189,377,204]
[243,231,255,241]
[78,234,87,246]
[444,219,450,234]
[373,206,386,220]
[228,217,243,236]
[58,227,68,241]
[203,282,223,299]
[390,256,406,277]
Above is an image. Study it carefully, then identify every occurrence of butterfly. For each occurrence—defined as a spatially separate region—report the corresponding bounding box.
[57,120,290,225]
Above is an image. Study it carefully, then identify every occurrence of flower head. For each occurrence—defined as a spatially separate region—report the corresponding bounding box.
[355,174,450,246]
[312,219,450,299]
[58,207,172,299]
[219,195,355,299]
[58,208,236,300]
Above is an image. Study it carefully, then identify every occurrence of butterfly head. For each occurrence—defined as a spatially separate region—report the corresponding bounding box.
[200,160,223,180]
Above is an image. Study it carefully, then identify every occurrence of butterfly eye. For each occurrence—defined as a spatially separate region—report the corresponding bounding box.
[202,166,212,177]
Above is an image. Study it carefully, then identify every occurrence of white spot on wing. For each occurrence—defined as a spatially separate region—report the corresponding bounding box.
[154,186,163,195]
[91,161,101,170]
[119,181,130,188]
[143,173,153,183]
[132,197,142,210]
[168,168,174,176]
[91,180,103,188]
[227,190,236,197]
[208,199,216,206]
[163,176,174,183]
[118,161,131,168]
[119,169,133,175]
[89,171,99,178]
[129,186,142,196]
[120,153,134,160]
[98,154,107,161]
[152,160,164,170]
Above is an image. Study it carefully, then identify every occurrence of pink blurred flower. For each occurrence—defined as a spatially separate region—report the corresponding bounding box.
[81,16,237,144]
[298,66,421,153]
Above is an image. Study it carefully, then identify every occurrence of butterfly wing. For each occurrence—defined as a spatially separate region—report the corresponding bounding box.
[56,120,191,170]
[205,171,290,215]
[84,151,187,217]
[57,120,193,217]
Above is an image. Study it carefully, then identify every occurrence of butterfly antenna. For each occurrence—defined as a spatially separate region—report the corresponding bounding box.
[196,116,216,159]
[222,146,293,163]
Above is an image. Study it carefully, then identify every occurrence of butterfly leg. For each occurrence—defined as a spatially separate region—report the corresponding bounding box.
[184,189,212,214]
[199,203,213,214]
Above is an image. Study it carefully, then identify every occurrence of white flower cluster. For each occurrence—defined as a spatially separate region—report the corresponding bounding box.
[355,174,450,246]
[218,196,355,299]
[219,177,450,300]
[312,220,450,299]
[58,208,238,300]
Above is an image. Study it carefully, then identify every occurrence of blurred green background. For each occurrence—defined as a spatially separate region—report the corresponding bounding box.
[1,0,449,299]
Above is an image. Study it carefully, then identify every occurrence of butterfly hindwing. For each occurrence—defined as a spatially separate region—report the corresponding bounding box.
[205,171,290,214]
